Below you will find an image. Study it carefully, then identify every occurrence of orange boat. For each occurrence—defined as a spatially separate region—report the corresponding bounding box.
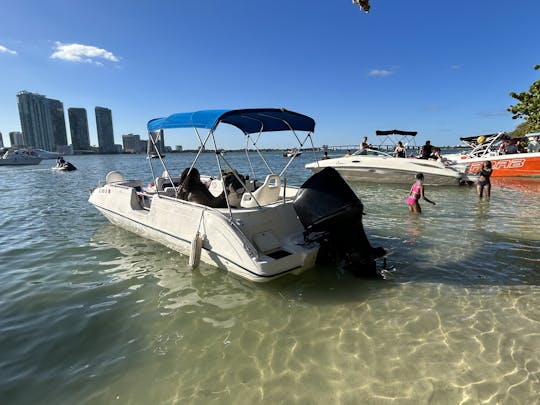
[445,132,540,178]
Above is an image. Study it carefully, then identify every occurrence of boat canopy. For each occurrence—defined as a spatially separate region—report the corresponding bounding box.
[376,130,417,136]
[147,108,316,135]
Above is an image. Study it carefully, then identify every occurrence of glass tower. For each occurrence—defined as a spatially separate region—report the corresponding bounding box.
[95,106,115,153]
[68,108,91,151]
[17,91,68,151]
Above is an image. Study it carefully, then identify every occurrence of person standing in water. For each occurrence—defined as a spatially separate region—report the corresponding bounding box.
[476,161,492,200]
[407,173,436,213]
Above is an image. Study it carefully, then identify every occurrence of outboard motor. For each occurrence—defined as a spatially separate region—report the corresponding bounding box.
[293,167,386,277]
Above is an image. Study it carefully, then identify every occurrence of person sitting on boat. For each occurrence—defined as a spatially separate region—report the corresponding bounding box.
[419,140,433,159]
[181,167,227,208]
[322,151,330,159]
[393,141,406,158]
[527,135,540,153]
[344,149,352,157]
[476,161,492,200]
[503,139,518,154]
[406,173,435,213]
[429,147,446,162]
[57,156,66,166]
[359,136,371,155]
[516,139,526,153]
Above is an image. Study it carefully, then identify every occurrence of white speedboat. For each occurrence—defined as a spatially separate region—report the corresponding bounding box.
[147,152,165,159]
[445,132,540,178]
[283,148,302,157]
[0,148,43,166]
[89,108,386,282]
[306,129,466,185]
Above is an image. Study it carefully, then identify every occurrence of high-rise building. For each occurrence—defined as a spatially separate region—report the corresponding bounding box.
[9,131,24,147]
[0,131,3,148]
[149,129,165,154]
[49,99,68,148]
[122,133,146,153]
[95,106,115,153]
[68,108,91,152]
[17,91,68,152]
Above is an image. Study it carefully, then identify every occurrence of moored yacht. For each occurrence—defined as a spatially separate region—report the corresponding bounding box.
[0,148,43,166]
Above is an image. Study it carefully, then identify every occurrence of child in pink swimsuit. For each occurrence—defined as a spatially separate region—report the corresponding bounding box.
[407,173,436,213]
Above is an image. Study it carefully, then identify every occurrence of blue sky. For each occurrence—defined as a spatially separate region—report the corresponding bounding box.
[1,0,539,149]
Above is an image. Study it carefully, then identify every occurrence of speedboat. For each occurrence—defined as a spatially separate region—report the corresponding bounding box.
[147,152,165,159]
[283,148,302,157]
[445,132,540,178]
[306,130,467,185]
[0,148,43,166]
[89,108,386,282]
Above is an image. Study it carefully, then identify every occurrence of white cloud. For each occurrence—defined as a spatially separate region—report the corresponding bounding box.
[0,45,17,55]
[368,69,394,77]
[50,41,119,64]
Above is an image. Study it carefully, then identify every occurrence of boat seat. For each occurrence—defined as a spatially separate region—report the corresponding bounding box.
[240,174,281,208]
[106,171,126,184]
[156,176,182,191]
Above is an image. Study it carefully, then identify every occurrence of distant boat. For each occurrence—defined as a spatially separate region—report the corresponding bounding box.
[53,157,77,172]
[0,148,43,166]
[147,152,165,159]
[283,148,302,157]
[32,149,60,159]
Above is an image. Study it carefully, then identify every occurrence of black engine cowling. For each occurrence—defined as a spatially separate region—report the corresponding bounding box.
[293,167,386,277]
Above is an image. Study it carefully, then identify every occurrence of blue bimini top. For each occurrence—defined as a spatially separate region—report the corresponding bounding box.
[147,108,315,135]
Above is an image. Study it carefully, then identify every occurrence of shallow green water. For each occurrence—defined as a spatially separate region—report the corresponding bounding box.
[1,154,538,404]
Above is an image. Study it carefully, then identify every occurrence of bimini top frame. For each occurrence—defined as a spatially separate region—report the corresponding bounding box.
[145,108,318,213]
[375,129,418,149]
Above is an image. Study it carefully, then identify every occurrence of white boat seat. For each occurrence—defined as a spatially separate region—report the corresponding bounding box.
[106,171,126,184]
[240,174,281,208]
[156,176,182,191]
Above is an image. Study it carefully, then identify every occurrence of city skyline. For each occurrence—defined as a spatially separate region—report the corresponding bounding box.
[9,90,121,152]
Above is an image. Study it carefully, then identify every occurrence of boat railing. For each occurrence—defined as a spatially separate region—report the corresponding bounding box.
[351,148,395,158]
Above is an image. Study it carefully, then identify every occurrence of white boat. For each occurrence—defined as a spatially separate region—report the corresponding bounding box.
[283,148,302,157]
[89,108,386,282]
[306,130,467,185]
[0,148,43,166]
[444,132,540,178]
[32,148,60,159]
[147,152,165,159]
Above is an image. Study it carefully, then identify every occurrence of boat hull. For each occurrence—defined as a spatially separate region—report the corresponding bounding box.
[0,157,42,166]
[89,182,319,282]
[447,152,540,178]
[305,156,465,185]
